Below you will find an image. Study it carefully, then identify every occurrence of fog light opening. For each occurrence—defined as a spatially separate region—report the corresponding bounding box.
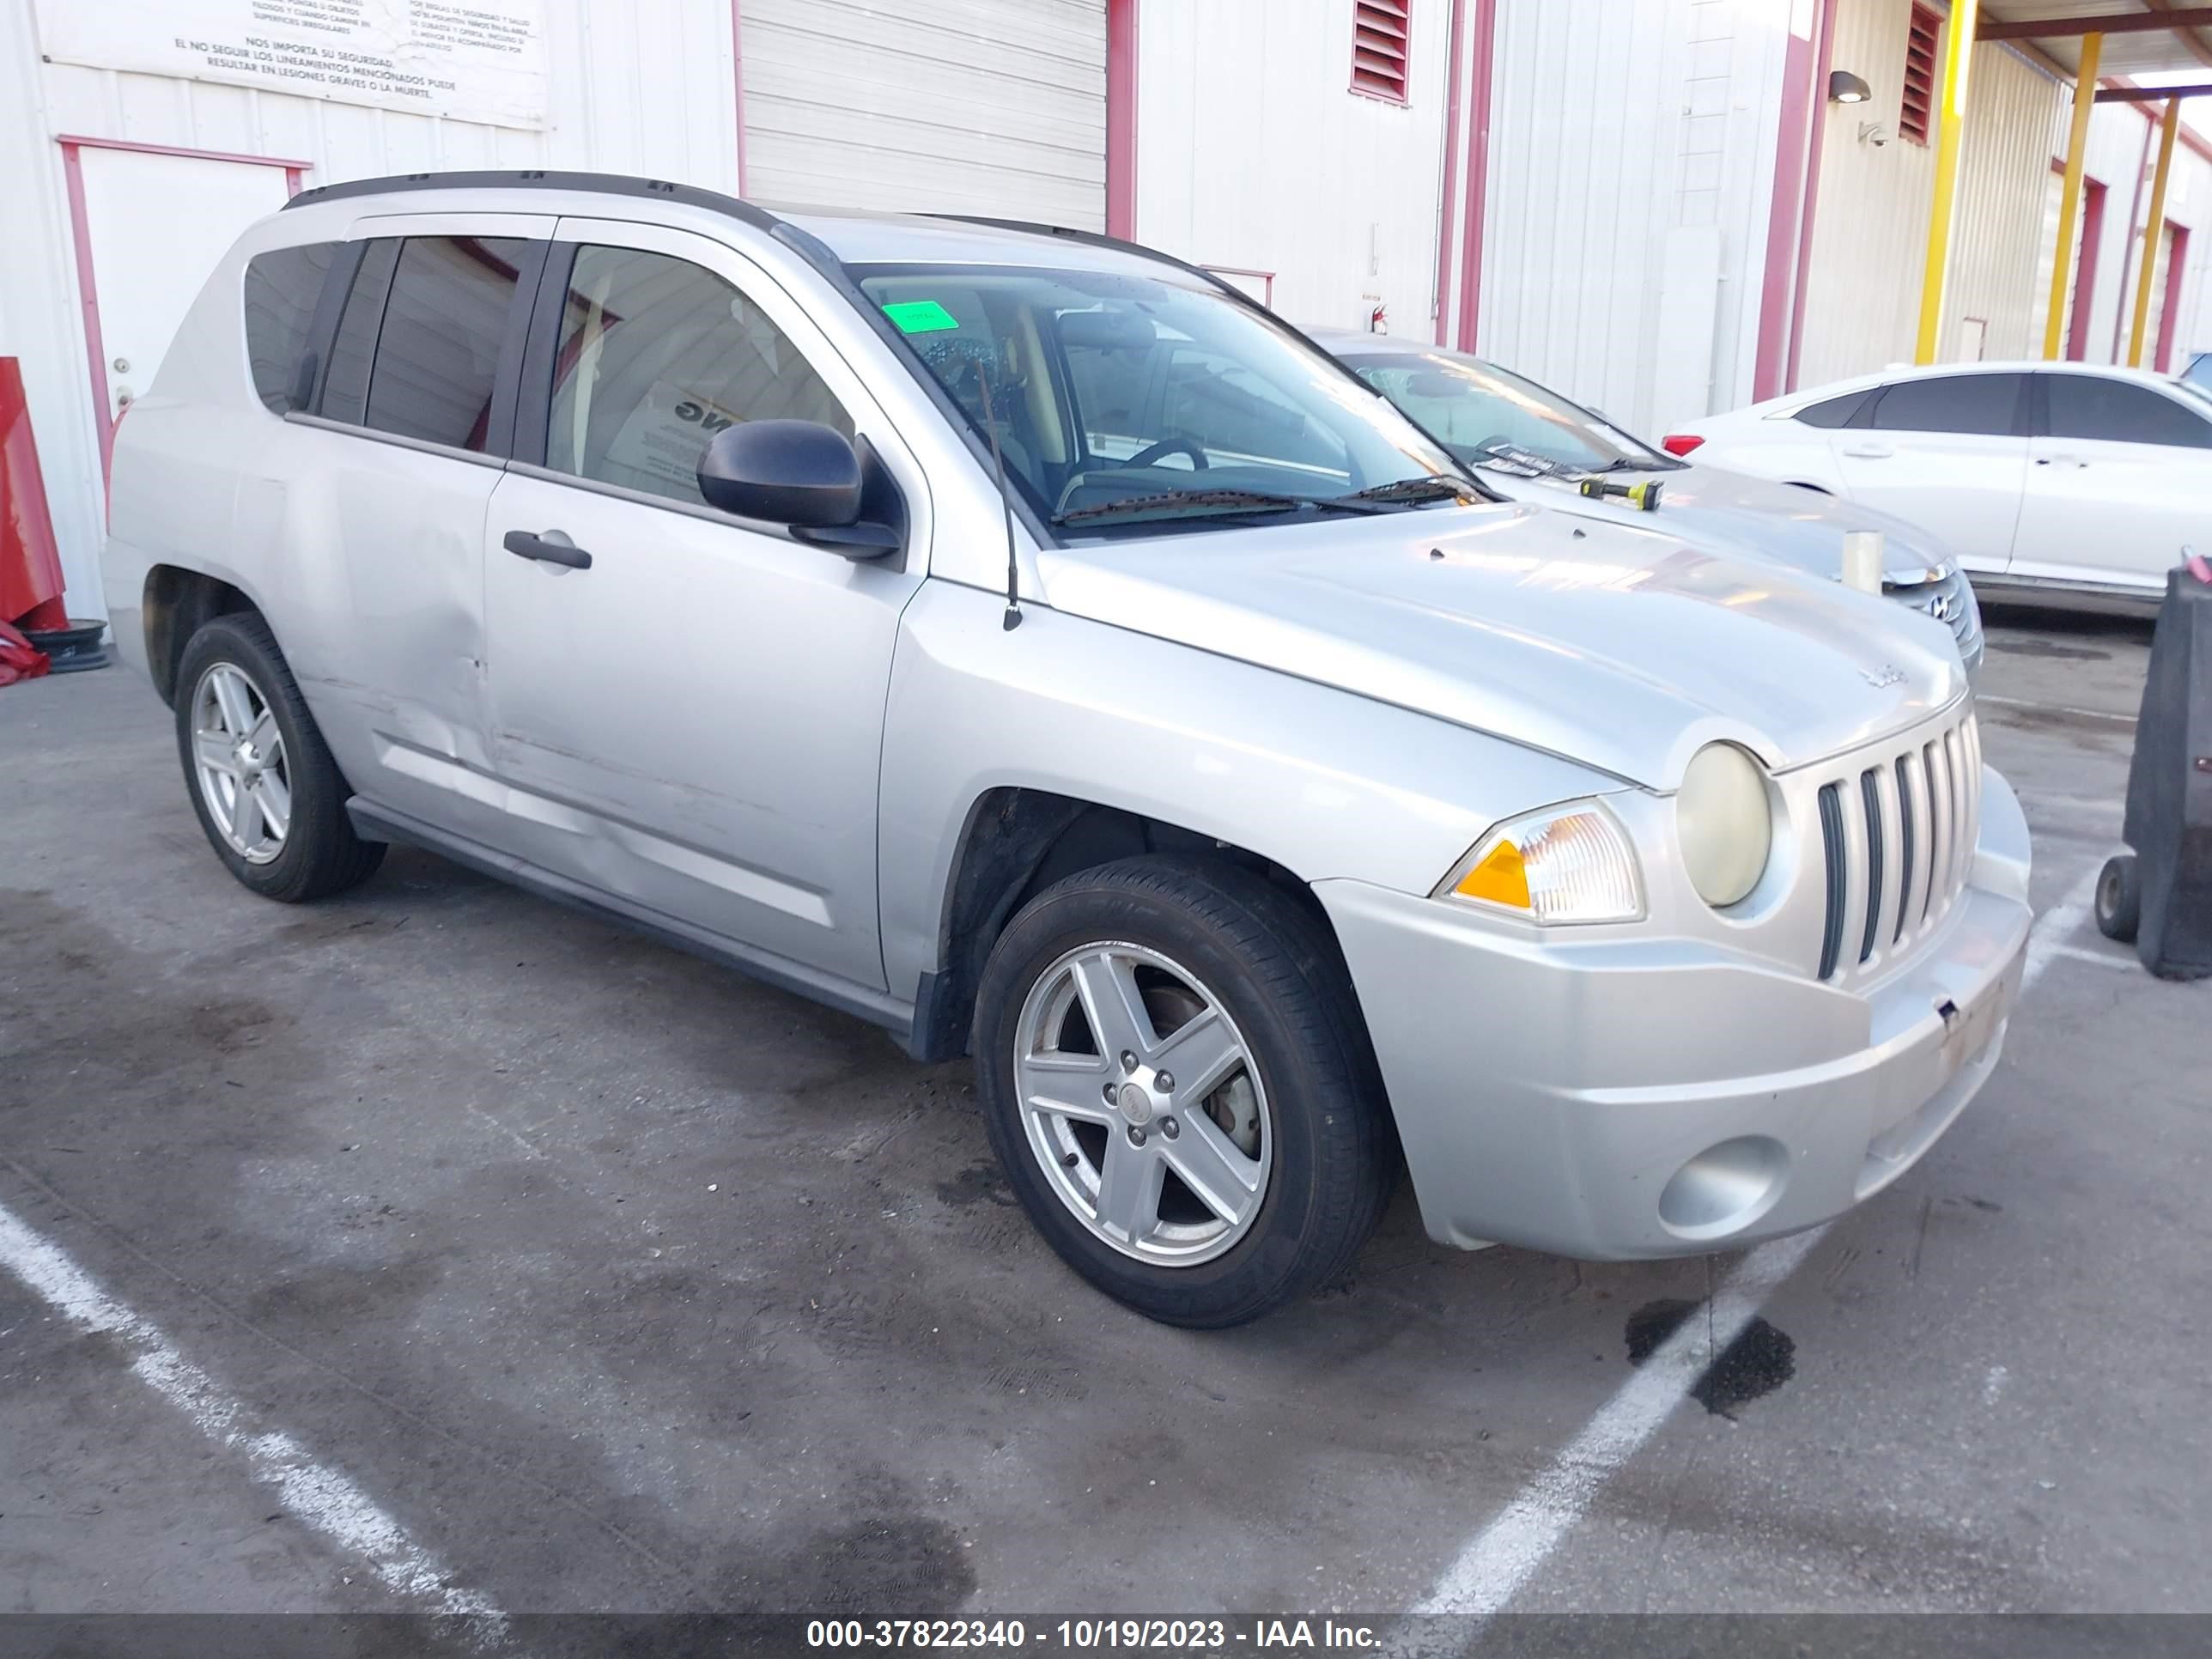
[1657,1135,1791,1240]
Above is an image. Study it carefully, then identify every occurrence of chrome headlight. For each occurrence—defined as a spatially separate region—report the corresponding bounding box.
[1437,800,1644,925]
[1676,743,1772,908]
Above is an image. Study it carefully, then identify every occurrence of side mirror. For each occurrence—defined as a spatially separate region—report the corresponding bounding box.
[697,419,902,558]
[698,419,864,526]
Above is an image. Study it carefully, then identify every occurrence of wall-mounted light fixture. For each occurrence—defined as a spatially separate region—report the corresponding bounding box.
[1829,70,1874,105]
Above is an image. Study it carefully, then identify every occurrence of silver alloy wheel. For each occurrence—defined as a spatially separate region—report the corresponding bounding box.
[190,662,292,865]
[1013,940,1272,1267]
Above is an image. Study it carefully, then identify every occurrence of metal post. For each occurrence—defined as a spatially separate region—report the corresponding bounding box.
[1916,0,1979,364]
[2130,100,2183,368]
[2045,31,2103,359]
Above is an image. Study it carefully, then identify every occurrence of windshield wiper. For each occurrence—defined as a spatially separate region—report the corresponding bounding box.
[1328,477,1473,507]
[1055,487,1393,526]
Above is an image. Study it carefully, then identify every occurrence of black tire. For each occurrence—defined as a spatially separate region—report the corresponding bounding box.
[972,856,1395,1328]
[2094,853,2141,944]
[173,611,385,902]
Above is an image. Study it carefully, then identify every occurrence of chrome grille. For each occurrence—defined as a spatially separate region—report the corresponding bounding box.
[1814,709,1980,981]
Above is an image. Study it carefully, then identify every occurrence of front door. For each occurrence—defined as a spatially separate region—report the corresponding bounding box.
[481,220,928,995]
[2011,372,2212,594]
[1830,372,2033,577]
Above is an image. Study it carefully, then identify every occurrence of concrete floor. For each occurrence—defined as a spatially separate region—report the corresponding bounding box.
[1,600,2204,1629]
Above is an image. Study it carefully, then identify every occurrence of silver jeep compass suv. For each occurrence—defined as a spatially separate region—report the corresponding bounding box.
[104,172,2032,1326]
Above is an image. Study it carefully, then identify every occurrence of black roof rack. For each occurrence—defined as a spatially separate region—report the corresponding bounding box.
[283,167,784,234]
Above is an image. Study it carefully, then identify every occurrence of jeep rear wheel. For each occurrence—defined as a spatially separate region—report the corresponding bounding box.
[973,857,1394,1328]
[174,612,385,902]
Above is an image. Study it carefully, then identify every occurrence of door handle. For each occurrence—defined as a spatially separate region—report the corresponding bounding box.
[2036,455,2087,468]
[502,529,592,569]
[1841,445,1893,459]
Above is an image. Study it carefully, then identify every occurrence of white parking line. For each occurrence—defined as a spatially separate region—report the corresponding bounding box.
[2051,941,2138,971]
[1977,693,2137,726]
[1404,859,2105,1631]
[0,1202,506,1632]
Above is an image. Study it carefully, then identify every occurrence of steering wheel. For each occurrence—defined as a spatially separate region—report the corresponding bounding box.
[1123,437,1209,471]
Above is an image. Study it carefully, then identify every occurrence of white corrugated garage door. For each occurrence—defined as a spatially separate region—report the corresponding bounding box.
[740,0,1105,228]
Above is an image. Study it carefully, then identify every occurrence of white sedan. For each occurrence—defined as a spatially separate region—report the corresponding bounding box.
[1668,361,2212,608]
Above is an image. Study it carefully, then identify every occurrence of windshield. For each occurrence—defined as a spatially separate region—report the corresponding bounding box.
[853,264,1468,533]
[1346,348,1673,476]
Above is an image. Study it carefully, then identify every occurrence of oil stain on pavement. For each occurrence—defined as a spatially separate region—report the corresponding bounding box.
[1626,1297,1796,1419]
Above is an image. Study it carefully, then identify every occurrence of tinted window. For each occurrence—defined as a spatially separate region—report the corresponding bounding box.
[2045,374,2212,449]
[1794,389,1869,428]
[1161,345,1348,473]
[1869,374,2025,436]
[1063,333,1158,452]
[348,236,528,450]
[241,241,337,413]
[541,246,852,509]
[1350,349,1659,473]
[2184,353,2212,395]
[320,239,398,426]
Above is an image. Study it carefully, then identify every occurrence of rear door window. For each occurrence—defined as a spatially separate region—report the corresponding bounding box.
[318,235,532,452]
[241,241,338,412]
[2044,374,2212,448]
[365,237,532,450]
[319,239,399,428]
[1867,374,2027,436]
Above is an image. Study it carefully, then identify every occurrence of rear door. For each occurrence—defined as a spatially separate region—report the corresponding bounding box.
[479,218,929,994]
[1831,373,2032,576]
[255,215,550,843]
[2012,372,2212,593]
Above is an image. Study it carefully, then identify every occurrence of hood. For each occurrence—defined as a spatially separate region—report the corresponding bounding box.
[1482,462,1951,586]
[1037,502,1967,790]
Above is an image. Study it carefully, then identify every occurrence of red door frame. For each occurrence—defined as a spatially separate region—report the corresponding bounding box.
[1756,0,1826,400]
[1453,0,1500,351]
[1106,0,1139,238]
[1784,0,1841,392]
[1432,0,1469,344]
[2156,221,2192,372]
[2066,175,2108,361]
[57,134,311,483]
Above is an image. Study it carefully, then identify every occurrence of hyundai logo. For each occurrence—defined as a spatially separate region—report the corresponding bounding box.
[1920,591,1960,624]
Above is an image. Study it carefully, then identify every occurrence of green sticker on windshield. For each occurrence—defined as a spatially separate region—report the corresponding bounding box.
[882,299,960,335]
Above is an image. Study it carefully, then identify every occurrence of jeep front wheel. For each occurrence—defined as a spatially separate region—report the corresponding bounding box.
[972,857,1394,1328]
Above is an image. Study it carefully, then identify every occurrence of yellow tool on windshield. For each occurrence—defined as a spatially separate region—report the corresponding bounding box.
[1577,477,1664,513]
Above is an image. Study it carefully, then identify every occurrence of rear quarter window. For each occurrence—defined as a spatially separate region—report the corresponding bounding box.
[241,241,338,413]
[1792,389,1869,428]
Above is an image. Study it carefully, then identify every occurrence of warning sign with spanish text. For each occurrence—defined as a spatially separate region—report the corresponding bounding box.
[37,0,548,131]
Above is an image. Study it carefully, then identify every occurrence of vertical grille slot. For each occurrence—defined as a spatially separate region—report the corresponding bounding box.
[1923,739,1952,923]
[1858,769,1885,963]
[1817,782,1847,981]
[1944,726,1970,896]
[1894,755,1918,944]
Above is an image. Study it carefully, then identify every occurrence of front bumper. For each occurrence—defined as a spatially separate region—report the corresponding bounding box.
[1316,768,2033,1260]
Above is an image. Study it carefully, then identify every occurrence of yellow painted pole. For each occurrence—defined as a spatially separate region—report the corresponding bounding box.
[2129,99,2183,368]
[2045,31,2102,359]
[1916,0,1979,365]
